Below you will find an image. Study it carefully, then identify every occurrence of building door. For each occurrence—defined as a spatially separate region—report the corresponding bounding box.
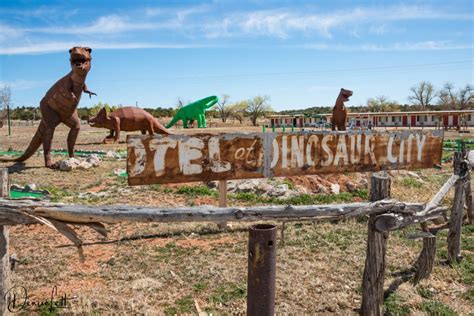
[443,115,448,128]
[453,115,459,127]
[411,116,416,126]
[402,116,407,126]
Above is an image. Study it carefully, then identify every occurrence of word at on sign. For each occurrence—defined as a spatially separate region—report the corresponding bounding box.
[127,130,443,185]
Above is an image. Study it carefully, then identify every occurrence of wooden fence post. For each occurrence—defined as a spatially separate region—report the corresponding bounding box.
[217,180,228,229]
[0,168,10,315]
[361,172,390,316]
[447,151,466,263]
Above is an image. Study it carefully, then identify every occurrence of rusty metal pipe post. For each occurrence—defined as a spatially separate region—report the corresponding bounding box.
[247,224,277,316]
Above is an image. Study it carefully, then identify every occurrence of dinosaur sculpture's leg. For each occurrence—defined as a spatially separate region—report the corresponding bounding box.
[39,105,61,167]
[112,117,121,142]
[63,111,81,158]
[201,114,207,128]
[147,121,155,135]
[197,115,203,128]
[182,119,188,129]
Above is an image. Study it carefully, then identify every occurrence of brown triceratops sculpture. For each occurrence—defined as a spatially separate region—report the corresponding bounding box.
[0,47,96,168]
[88,107,169,143]
[331,88,353,131]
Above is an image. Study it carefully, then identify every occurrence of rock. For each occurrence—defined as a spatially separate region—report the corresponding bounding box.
[267,184,289,197]
[78,161,93,170]
[234,179,261,193]
[58,158,81,171]
[330,183,340,194]
[345,181,357,192]
[226,181,237,192]
[86,154,101,167]
[106,150,116,158]
[315,184,328,194]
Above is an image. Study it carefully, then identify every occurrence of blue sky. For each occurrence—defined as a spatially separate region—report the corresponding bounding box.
[0,0,472,111]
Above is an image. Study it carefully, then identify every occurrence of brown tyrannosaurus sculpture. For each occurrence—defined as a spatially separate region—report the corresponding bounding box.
[331,88,353,131]
[0,47,95,168]
[88,107,169,143]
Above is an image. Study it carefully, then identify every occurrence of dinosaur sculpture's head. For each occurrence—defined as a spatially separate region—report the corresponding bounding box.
[88,107,108,128]
[339,88,353,102]
[338,88,353,103]
[69,47,92,76]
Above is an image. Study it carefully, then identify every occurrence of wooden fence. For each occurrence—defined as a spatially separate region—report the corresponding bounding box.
[0,148,472,314]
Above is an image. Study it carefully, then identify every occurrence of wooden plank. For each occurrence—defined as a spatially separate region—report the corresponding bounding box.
[0,198,426,225]
[127,130,444,185]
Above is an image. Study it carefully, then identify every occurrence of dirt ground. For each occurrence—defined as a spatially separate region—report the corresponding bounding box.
[0,122,473,315]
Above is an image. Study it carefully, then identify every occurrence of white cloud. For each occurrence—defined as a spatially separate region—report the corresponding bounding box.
[203,5,472,38]
[0,42,210,55]
[303,41,474,52]
[0,79,47,91]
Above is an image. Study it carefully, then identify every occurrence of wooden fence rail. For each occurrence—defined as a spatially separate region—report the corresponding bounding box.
[0,146,471,315]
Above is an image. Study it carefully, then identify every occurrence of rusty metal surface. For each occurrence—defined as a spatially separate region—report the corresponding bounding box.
[247,224,277,316]
[127,130,443,185]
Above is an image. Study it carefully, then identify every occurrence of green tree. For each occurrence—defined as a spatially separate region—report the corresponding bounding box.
[246,95,272,126]
[367,96,400,112]
[228,101,248,124]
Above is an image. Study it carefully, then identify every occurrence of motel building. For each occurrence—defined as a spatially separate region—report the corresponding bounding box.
[267,110,474,130]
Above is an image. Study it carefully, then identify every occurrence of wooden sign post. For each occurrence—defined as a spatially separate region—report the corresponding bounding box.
[127,130,444,185]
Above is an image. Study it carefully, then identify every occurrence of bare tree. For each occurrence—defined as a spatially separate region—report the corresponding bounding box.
[246,95,272,126]
[438,83,473,110]
[458,84,474,110]
[408,81,435,110]
[216,94,230,122]
[0,85,11,128]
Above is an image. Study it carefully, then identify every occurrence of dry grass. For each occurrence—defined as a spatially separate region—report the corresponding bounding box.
[1,123,473,314]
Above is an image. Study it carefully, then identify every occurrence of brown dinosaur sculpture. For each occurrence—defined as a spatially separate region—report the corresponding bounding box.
[331,88,353,131]
[88,107,170,143]
[0,47,95,168]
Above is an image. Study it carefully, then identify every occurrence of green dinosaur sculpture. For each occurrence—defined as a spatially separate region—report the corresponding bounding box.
[166,96,218,129]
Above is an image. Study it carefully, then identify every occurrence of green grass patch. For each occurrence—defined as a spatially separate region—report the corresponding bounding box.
[401,176,423,188]
[384,294,411,316]
[164,295,194,315]
[230,189,368,205]
[176,185,218,197]
[420,300,457,316]
[154,242,196,262]
[193,282,208,293]
[417,286,434,299]
[38,185,71,202]
[209,282,246,305]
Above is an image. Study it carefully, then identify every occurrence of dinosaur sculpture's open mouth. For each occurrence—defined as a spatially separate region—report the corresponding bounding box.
[341,90,353,102]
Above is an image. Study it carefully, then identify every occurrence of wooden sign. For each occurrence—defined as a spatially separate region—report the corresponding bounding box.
[127,130,443,185]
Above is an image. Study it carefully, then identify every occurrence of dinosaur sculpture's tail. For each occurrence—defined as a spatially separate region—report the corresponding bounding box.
[153,119,171,134]
[0,121,44,163]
